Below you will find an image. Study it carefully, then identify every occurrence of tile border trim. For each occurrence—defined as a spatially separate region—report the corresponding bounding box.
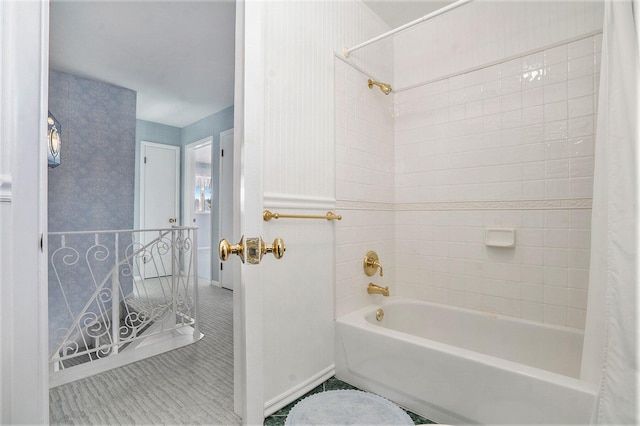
[337,198,592,211]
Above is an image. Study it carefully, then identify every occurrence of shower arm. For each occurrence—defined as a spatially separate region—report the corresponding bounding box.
[368,79,392,95]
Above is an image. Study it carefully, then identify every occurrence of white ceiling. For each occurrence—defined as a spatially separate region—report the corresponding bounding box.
[362,0,455,28]
[49,0,236,128]
[49,0,451,129]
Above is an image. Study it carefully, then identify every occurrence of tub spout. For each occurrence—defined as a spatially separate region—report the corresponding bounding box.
[367,283,389,297]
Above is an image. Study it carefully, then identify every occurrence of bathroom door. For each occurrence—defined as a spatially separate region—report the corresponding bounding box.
[231,1,265,422]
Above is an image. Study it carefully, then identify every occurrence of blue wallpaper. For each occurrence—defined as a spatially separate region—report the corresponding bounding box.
[48,70,136,353]
[48,70,136,232]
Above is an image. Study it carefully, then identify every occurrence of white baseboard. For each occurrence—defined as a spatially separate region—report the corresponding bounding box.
[263,364,335,417]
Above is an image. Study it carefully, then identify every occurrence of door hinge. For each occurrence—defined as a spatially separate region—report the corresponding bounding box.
[144,156,147,164]
[221,149,224,157]
[40,234,44,253]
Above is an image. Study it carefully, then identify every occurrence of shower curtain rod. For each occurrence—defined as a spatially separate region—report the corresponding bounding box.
[343,0,473,58]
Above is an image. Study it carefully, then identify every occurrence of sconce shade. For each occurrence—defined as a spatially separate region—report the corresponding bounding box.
[47,111,61,168]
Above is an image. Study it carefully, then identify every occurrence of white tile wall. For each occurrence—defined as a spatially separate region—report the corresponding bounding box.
[395,35,601,205]
[394,0,604,89]
[395,208,591,327]
[391,35,601,329]
[335,57,395,317]
[336,6,602,329]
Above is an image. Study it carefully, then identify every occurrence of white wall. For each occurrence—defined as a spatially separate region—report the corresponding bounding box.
[394,34,601,328]
[334,57,395,317]
[335,0,604,329]
[259,0,391,414]
[394,0,605,89]
[0,0,50,422]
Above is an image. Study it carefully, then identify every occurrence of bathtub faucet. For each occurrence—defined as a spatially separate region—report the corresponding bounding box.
[367,283,389,297]
[364,251,384,276]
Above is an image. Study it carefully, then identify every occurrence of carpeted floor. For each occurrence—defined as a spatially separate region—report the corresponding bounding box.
[49,283,241,425]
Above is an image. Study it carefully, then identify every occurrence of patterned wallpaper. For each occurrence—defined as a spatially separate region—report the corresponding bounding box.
[48,70,136,232]
[47,70,136,352]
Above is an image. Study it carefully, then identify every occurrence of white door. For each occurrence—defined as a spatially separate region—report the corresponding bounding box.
[184,138,213,283]
[140,141,180,278]
[219,129,235,290]
[233,1,265,422]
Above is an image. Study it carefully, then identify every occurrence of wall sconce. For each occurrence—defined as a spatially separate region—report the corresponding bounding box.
[47,111,61,168]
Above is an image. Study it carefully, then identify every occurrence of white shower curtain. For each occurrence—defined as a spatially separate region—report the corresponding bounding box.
[580,0,639,424]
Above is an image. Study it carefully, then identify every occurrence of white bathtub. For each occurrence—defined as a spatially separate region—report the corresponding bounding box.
[335,298,597,425]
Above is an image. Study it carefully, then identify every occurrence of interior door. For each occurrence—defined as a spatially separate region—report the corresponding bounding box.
[232,1,266,422]
[184,137,215,284]
[140,141,180,278]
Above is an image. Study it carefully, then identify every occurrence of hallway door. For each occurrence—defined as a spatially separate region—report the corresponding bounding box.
[140,141,180,278]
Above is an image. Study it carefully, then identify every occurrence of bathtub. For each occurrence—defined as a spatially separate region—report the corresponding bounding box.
[335,298,597,425]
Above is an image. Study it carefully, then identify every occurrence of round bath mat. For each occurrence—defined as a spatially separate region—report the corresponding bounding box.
[284,389,414,425]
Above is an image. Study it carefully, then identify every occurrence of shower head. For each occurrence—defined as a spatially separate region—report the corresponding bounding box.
[368,79,392,95]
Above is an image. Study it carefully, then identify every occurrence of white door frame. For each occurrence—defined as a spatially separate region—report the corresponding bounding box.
[6,0,265,423]
[184,136,214,284]
[233,0,265,423]
[139,141,180,230]
[1,0,50,423]
[219,128,236,290]
[183,136,213,229]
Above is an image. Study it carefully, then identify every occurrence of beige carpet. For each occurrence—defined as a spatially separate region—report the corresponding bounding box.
[49,283,241,425]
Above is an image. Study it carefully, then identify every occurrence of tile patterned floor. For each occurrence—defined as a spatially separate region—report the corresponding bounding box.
[264,377,436,425]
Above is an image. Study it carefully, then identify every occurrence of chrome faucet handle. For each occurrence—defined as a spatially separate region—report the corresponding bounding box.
[364,251,384,276]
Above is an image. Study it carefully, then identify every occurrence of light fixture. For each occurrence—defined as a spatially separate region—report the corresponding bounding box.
[47,111,61,168]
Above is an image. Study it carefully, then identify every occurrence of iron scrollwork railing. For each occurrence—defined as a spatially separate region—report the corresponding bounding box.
[48,227,199,380]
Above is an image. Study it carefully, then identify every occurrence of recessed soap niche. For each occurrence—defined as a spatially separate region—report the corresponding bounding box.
[485,228,516,247]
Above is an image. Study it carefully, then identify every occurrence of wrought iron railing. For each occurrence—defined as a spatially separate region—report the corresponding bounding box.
[48,227,200,386]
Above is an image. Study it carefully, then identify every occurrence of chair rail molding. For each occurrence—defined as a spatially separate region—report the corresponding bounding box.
[264,192,336,211]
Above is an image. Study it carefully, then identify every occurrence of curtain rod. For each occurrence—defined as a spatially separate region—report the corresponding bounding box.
[343,0,473,58]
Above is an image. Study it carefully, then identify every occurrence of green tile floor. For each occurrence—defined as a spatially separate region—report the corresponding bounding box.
[263,377,436,425]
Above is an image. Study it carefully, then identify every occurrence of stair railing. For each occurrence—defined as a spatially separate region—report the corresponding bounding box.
[48,227,200,384]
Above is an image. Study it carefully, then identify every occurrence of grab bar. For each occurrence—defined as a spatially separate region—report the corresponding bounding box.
[263,210,342,221]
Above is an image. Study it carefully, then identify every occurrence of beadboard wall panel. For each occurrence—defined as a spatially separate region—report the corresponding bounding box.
[259,0,391,412]
[262,0,392,199]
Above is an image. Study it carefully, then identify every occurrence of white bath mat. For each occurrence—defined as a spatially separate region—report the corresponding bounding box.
[284,389,414,425]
